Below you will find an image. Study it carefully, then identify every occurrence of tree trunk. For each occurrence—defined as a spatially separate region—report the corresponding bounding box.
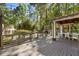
[46,8,48,25]
[0,9,3,48]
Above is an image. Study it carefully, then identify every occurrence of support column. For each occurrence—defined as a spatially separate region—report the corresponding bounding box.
[69,24,71,33]
[60,25,63,38]
[51,23,53,36]
[68,24,72,40]
[52,21,56,40]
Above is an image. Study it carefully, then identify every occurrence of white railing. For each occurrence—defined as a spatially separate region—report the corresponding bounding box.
[72,33,79,41]
[57,32,79,41]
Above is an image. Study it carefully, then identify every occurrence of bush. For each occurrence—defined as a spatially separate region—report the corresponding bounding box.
[14,29,32,34]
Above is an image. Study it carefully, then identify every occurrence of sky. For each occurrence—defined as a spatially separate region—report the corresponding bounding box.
[5,3,36,20]
[5,3,35,13]
[6,3,19,9]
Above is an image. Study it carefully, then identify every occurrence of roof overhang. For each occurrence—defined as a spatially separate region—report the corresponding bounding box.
[52,12,79,24]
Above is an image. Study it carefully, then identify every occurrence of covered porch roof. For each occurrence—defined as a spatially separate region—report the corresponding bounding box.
[52,12,79,24]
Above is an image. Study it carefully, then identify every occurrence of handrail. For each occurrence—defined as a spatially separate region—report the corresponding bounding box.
[2,32,39,36]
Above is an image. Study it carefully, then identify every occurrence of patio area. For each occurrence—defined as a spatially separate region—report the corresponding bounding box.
[0,35,79,56]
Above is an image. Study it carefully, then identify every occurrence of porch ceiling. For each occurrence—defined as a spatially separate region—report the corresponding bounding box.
[52,12,79,24]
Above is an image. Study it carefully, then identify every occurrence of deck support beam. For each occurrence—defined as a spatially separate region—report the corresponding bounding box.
[59,24,63,38]
[51,23,53,36]
[52,21,56,40]
[69,24,71,33]
[68,24,72,40]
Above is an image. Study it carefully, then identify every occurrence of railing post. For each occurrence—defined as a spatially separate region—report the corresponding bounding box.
[12,34,13,40]
[36,32,38,38]
[29,33,32,42]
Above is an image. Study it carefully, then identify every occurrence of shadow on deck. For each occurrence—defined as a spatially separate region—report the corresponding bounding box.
[36,36,79,56]
[1,35,79,56]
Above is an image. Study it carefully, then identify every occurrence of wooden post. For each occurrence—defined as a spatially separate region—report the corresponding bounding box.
[69,24,71,33]
[29,33,32,42]
[51,23,53,36]
[69,24,72,40]
[52,21,56,41]
[0,9,3,48]
[37,32,38,38]
[60,25,63,38]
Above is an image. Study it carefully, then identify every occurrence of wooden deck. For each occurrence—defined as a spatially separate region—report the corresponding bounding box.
[0,35,79,56]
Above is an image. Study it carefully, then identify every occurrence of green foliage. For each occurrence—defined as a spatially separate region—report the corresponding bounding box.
[33,3,79,32]
[16,19,33,30]
[14,30,31,34]
[1,3,79,32]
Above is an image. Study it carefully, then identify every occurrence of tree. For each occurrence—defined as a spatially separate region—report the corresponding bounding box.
[14,3,28,29]
[0,4,5,48]
[35,3,48,31]
[0,9,3,48]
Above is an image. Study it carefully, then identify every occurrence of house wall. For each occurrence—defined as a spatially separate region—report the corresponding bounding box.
[2,24,15,35]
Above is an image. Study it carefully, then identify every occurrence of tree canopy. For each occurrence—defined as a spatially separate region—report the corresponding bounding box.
[1,3,79,32]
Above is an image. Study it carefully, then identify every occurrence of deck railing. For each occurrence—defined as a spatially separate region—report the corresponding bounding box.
[57,32,79,41]
[2,32,40,45]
